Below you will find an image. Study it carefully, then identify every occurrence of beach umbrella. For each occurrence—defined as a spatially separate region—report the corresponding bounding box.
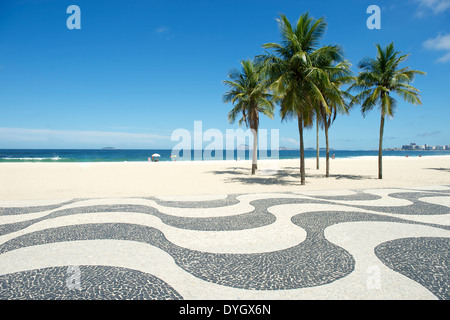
[150,153,161,162]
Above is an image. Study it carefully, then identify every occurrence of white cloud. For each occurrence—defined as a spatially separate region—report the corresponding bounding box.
[155,26,170,34]
[423,33,450,63]
[416,0,450,16]
[416,130,441,137]
[154,26,174,40]
[423,33,450,50]
[436,51,450,62]
[280,137,299,146]
[0,127,170,148]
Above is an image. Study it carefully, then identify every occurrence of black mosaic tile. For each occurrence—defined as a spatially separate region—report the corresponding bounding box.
[375,237,449,300]
[0,265,182,300]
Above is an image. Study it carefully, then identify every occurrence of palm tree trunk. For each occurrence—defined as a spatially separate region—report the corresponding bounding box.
[251,128,258,175]
[316,116,319,170]
[324,120,330,178]
[378,113,385,180]
[298,115,305,185]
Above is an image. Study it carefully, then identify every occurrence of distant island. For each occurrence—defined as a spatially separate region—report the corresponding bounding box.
[101,147,121,150]
[278,146,334,151]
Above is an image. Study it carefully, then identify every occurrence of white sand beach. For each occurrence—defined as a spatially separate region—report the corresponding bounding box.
[0,155,449,201]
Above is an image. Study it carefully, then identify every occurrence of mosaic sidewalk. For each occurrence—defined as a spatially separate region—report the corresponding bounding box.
[0,186,449,300]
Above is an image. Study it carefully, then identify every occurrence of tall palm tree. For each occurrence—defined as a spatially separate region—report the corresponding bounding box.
[350,43,425,179]
[258,12,342,185]
[315,59,353,177]
[223,59,275,175]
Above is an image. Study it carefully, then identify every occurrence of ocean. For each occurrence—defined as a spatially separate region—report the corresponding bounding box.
[1,149,449,162]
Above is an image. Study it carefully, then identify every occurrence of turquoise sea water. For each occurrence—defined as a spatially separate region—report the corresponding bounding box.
[1,149,449,162]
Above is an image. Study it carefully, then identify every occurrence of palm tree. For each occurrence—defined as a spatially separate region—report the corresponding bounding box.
[223,59,275,175]
[350,43,425,179]
[258,12,342,185]
[315,59,353,177]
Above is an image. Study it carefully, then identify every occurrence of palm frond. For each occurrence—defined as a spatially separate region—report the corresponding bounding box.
[352,42,425,118]
[223,59,276,128]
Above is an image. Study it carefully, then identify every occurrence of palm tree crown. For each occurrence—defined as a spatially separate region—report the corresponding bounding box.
[223,60,275,130]
[351,43,425,117]
[260,13,343,120]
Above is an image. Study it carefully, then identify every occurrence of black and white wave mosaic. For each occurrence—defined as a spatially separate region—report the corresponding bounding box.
[0,186,449,300]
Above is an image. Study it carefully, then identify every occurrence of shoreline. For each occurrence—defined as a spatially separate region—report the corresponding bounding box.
[0,153,448,164]
[0,156,449,201]
[1,149,449,164]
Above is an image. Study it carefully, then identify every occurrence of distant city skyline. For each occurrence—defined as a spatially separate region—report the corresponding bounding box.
[396,142,450,151]
[0,0,449,150]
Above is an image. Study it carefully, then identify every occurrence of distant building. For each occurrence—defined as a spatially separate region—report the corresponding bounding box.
[401,143,449,151]
[402,143,418,151]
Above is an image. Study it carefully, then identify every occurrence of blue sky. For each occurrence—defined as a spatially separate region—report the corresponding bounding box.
[0,0,449,150]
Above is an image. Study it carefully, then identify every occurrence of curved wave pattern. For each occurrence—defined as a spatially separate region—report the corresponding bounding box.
[375,237,449,300]
[0,186,449,299]
[0,265,182,300]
